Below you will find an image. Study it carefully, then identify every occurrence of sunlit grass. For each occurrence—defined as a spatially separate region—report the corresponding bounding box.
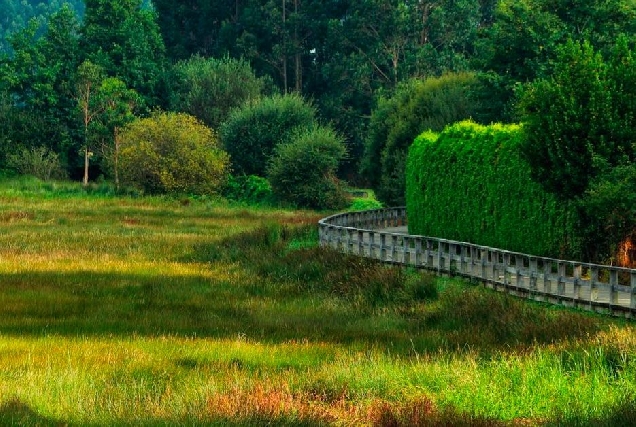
[0,178,635,425]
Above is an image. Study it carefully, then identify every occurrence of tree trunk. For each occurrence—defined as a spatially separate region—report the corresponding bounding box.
[83,119,89,187]
[114,126,120,190]
[294,0,301,93]
[282,0,288,93]
[83,147,89,186]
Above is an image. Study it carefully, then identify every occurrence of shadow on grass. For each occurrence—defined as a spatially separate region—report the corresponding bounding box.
[0,400,65,426]
[548,398,636,427]
[3,396,636,427]
[0,267,413,346]
[0,225,608,356]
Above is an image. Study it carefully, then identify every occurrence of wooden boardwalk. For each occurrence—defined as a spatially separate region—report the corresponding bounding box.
[319,208,636,319]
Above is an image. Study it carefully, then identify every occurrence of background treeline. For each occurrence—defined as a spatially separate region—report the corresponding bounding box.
[1,1,635,226]
[0,0,85,54]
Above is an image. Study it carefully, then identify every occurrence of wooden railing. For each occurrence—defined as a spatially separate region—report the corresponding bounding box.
[319,207,636,318]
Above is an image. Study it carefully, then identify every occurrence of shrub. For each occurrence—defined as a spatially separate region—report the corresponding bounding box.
[406,121,579,258]
[267,126,348,210]
[118,112,230,195]
[169,55,270,129]
[220,93,317,176]
[6,146,67,181]
[222,174,273,205]
[360,72,492,206]
[348,197,383,212]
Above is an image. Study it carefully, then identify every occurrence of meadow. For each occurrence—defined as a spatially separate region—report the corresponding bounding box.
[0,177,635,426]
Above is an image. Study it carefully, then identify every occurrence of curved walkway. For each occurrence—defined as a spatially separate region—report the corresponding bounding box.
[318,207,636,319]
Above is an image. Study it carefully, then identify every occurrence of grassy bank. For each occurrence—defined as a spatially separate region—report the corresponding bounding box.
[0,178,635,425]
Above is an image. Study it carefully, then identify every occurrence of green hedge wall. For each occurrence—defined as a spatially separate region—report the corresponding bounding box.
[406,121,580,258]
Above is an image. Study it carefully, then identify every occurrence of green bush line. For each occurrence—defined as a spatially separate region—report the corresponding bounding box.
[406,121,580,258]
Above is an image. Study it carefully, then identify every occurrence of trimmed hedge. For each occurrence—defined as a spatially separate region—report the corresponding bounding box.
[406,121,580,258]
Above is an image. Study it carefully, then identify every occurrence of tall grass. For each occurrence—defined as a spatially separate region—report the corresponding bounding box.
[0,178,634,425]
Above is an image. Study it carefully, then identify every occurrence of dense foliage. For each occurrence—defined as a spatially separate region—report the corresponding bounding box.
[169,56,271,130]
[118,112,230,195]
[152,0,499,174]
[0,0,634,251]
[360,72,493,206]
[519,38,636,199]
[519,37,636,262]
[267,125,348,210]
[80,0,166,106]
[476,0,636,114]
[0,0,85,54]
[0,1,165,181]
[219,93,317,176]
[406,122,579,258]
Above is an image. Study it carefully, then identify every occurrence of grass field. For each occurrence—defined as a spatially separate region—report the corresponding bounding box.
[0,177,636,425]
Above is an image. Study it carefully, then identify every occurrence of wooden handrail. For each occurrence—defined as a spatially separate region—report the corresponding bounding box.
[319,207,636,319]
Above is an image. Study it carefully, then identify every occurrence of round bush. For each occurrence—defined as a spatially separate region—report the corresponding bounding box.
[267,126,348,210]
[220,93,317,176]
[169,55,269,129]
[118,112,229,195]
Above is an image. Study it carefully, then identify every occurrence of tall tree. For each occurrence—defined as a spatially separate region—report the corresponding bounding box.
[519,38,636,262]
[169,55,269,129]
[75,60,105,186]
[80,0,166,106]
[476,0,636,114]
[0,5,82,166]
[93,77,139,188]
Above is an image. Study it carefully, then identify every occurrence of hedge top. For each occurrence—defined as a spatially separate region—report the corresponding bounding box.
[406,121,579,259]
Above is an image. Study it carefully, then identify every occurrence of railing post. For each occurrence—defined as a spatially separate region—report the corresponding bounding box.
[437,241,444,273]
[503,252,510,286]
[573,263,582,305]
[369,231,376,259]
[543,261,552,301]
[490,250,498,283]
[515,255,523,289]
[391,234,398,263]
[529,257,538,297]
[610,269,619,314]
[414,237,422,267]
[480,248,488,281]
[449,242,456,274]
[557,262,566,304]
[346,228,354,254]
[590,266,599,308]
[631,271,636,316]
[380,233,387,261]
[460,245,468,275]
[425,239,433,267]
